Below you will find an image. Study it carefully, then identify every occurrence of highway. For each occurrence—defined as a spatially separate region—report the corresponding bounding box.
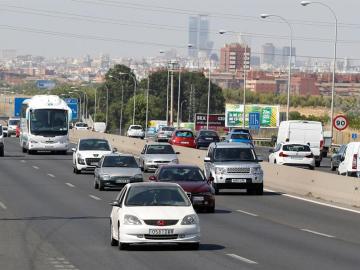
[1,137,360,270]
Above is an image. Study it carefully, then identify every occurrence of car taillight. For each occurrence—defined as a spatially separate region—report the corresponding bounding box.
[352,154,357,169]
[320,140,324,150]
[279,152,289,157]
[306,153,314,158]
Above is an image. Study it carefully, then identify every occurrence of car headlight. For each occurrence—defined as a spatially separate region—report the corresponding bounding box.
[123,214,142,225]
[198,192,213,196]
[30,140,38,144]
[145,159,152,163]
[251,167,263,174]
[181,214,198,225]
[134,174,143,180]
[215,167,226,174]
[100,174,111,181]
[171,159,179,164]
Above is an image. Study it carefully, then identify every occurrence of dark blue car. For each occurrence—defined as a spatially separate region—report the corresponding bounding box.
[225,132,253,145]
[195,130,220,149]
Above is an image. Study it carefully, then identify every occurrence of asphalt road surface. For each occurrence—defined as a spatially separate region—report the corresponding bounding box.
[1,137,360,270]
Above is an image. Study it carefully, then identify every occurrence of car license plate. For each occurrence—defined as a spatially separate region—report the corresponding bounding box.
[116,179,129,183]
[291,156,303,160]
[232,179,247,183]
[91,162,98,166]
[192,196,204,202]
[149,229,174,235]
[181,141,189,144]
[205,137,213,140]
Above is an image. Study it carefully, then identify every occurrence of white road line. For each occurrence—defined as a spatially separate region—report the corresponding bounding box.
[47,174,55,178]
[32,166,39,170]
[264,188,360,215]
[89,195,102,201]
[65,183,75,188]
[301,229,335,238]
[236,210,258,217]
[0,201,7,210]
[226,253,258,264]
[20,160,26,163]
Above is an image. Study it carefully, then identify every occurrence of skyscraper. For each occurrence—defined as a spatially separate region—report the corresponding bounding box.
[188,15,213,58]
[261,43,275,66]
[188,16,198,58]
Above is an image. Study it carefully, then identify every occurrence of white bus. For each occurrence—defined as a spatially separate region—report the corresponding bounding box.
[20,95,72,154]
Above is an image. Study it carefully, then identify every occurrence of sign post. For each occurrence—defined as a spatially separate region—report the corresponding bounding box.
[333,115,349,131]
[64,98,78,121]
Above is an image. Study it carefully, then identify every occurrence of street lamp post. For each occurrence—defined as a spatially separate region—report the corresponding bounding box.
[145,76,150,138]
[261,14,293,121]
[73,89,87,121]
[180,100,186,123]
[104,84,109,128]
[301,0,337,139]
[176,70,181,128]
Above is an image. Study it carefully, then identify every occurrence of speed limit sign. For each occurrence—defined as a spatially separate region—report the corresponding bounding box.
[333,115,349,131]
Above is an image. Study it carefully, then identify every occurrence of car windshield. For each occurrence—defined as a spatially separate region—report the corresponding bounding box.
[125,186,190,206]
[158,167,205,182]
[283,144,311,152]
[79,139,110,151]
[231,133,251,140]
[30,109,68,136]
[102,156,138,168]
[76,123,88,127]
[131,126,142,130]
[9,120,20,126]
[214,148,256,162]
[161,127,175,132]
[146,145,175,154]
[199,131,218,137]
[175,131,193,138]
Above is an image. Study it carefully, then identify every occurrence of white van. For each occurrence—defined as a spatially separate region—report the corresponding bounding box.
[337,142,360,177]
[93,122,106,133]
[277,120,324,167]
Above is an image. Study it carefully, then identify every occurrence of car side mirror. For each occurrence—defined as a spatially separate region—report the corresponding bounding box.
[269,149,274,153]
[204,156,211,163]
[109,201,121,207]
[148,175,157,181]
[71,148,76,152]
[208,176,214,183]
[113,147,118,153]
[340,156,345,162]
[257,156,264,162]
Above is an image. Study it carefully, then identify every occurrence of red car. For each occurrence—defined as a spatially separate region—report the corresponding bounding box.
[149,165,215,212]
[15,125,20,137]
[169,129,196,148]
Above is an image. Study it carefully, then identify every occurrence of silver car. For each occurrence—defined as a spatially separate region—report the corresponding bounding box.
[155,126,175,142]
[139,143,179,172]
[94,153,143,191]
[204,142,264,195]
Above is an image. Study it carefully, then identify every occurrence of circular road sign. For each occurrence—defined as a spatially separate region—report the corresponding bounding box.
[333,115,349,131]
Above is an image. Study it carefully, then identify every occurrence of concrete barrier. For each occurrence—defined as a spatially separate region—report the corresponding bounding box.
[70,130,360,208]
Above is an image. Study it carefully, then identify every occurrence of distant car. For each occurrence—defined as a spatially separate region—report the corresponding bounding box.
[330,144,346,171]
[145,127,157,138]
[110,182,200,250]
[195,130,220,149]
[127,125,145,139]
[15,125,20,137]
[225,132,253,145]
[170,129,196,148]
[74,122,89,130]
[7,118,20,137]
[72,138,113,174]
[150,165,215,213]
[268,143,315,170]
[93,122,106,133]
[155,126,175,142]
[0,124,4,156]
[139,143,179,172]
[94,153,143,191]
[2,126,8,137]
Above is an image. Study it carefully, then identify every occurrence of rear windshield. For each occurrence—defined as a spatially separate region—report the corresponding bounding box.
[161,127,175,132]
[76,123,88,127]
[199,131,218,137]
[231,133,251,140]
[9,120,20,126]
[130,126,142,130]
[175,131,193,138]
[158,167,205,182]
[283,144,311,152]
[125,186,190,206]
[102,156,138,168]
[214,148,256,162]
[147,145,175,154]
[79,139,110,151]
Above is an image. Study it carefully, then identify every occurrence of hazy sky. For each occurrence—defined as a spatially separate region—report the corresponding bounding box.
[0,0,359,62]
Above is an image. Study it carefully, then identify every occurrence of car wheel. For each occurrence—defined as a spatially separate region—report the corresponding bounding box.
[28,150,36,155]
[330,161,336,171]
[22,146,27,153]
[315,160,321,167]
[94,178,99,189]
[99,181,104,191]
[0,147,4,157]
[309,166,315,170]
[212,182,219,195]
[118,225,129,250]
[73,165,81,174]
[110,222,118,246]
[255,184,263,195]
[207,206,215,213]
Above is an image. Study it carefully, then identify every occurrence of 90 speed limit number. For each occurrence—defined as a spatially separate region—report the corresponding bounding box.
[333,115,349,131]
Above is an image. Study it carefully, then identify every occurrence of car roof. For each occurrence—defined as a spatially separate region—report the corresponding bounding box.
[230,131,250,135]
[79,138,110,142]
[175,129,193,132]
[281,142,310,146]
[103,153,134,157]
[158,164,200,170]
[210,142,253,149]
[146,142,171,146]
[127,182,181,188]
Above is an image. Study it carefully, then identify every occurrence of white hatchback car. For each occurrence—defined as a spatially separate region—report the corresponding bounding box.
[72,138,113,174]
[127,125,145,139]
[269,143,315,170]
[74,122,89,130]
[110,182,200,250]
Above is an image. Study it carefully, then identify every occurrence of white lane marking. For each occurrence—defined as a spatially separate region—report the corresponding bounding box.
[301,229,335,238]
[65,183,75,188]
[236,210,258,217]
[47,174,55,178]
[264,188,360,215]
[226,253,258,264]
[32,166,39,170]
[20,160,26,163]
[0,201,7,210]
[89,194,102,201]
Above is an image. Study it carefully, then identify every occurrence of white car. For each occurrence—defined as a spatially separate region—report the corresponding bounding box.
[269,143,315,170]
[72,138,113,174]
[74,122,89,130]
[0,124,4,157]
[7,118,20,137]
[127,125,145,139]
[337,142,360,177]
[110,182,200,250]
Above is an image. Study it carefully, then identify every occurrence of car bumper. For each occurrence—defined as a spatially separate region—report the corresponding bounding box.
[214,173,263,187]
[156,136,170,142]
[100,179,143,188]
[120,224,200,244]
[28,142,69,151]
[144,161,177,171]
[173,142,196,148]
[278,158,315,167]
[190,196,215,209]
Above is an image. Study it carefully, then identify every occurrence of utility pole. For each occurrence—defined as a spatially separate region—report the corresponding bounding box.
[170,69,174,126]
[119,84,124,135]
[177,70,181,128]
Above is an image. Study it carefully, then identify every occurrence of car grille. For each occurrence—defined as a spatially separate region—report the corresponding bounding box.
[144,234,178,240]
[227,167,251,174]
[111,176,131,181]
[154,161,170,164]
[143,220,178,226]
[85,158,100,165]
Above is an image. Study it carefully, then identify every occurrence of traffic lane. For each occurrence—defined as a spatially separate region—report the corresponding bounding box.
[0,145,258,270]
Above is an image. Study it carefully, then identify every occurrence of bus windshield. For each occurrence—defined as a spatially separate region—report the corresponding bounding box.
[30,109,68,136]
